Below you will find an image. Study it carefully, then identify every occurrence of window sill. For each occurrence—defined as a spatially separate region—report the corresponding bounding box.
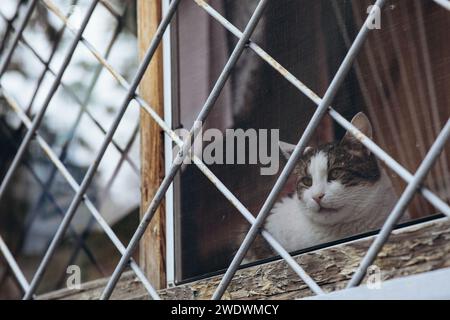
[38,217,450,300]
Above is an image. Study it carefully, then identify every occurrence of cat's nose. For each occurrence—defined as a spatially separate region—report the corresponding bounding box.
[313,193,325,204]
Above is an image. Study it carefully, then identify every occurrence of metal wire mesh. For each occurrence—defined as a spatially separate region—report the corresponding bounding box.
[0,0,449,300]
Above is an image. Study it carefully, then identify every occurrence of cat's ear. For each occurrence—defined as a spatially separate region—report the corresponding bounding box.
[343,112,373,141]
[279,141,312,160]
[341,112,372,155]
[279,141,295,160]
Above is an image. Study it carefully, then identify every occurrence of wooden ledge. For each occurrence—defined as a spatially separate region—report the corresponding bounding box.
[38,217,450,300]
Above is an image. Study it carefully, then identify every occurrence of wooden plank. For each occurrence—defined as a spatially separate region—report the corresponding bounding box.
[38,217,450,300]
[137,0,166,289]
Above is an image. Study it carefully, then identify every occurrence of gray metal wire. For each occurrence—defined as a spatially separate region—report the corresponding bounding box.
[195,0,450,218]
[0,90,158,300]
[0,0,448,301]
[0,1,104,290]
[0,10,140,175]
[347,119,450,287]
[0,235,29,292]
[22,0,182,300]
[0,0,25,56]
[0,1,153,298]
[212,0,388,299]
[434,0,450,10]
[0,0,38,77]
[0,0,99,206]
[40,0,325,297]
[0,117,104,289]
[101,0,270,299]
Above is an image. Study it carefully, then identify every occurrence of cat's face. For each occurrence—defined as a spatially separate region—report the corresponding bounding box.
[280,112,381,225]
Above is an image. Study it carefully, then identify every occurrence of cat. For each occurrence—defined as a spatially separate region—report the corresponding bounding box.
[244,112,403,261]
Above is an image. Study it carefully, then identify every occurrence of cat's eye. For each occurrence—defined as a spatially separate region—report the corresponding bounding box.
[300,176,312,187]
[328,168,342,181]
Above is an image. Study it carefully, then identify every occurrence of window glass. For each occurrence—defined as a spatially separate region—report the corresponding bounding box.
[173,0,450,282]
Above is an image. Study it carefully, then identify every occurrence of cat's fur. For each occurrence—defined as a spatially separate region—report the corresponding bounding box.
[245,113,402,261]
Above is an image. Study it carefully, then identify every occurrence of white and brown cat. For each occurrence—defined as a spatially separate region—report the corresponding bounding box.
[246,112,404,261]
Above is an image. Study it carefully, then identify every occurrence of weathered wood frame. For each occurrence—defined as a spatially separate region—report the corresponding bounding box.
[38,217,450,300]
[137,0,166,289]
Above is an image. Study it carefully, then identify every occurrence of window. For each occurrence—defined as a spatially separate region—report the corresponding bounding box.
[168,0,450,283]
[0,0,449,300]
